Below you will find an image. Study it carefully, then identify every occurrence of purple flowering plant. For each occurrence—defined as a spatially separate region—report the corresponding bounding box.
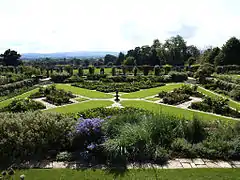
[75,118,105,152]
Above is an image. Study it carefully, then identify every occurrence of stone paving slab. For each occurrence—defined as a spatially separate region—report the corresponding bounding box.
[181,163,192,168]
[10,159,240,169]
[206,162,220,168]
[216,161,232,168]
[193,158,205,165]
[196,164,208,168]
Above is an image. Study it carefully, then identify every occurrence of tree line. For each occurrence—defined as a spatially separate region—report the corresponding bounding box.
[1,35,240,67]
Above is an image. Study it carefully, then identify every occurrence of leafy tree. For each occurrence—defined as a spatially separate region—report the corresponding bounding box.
[123,56,136,66]
[186,45,200,60]
[116,52,125,65]
[207,47,220,64]
[0,49,21,66]
[104,54,117,65]
[84,59,90,67]
[162,35,187,66]
[219,37,240,65]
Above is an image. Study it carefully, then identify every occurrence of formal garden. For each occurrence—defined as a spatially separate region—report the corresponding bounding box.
[1,36,240,179]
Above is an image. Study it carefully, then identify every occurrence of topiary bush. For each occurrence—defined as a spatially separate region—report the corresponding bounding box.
[88,66,95,75]
[51,72,71,83]
[154,65,160,76]
[168,71,188,82]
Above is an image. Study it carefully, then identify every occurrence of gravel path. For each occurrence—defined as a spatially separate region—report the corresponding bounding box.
[176,97,203,109]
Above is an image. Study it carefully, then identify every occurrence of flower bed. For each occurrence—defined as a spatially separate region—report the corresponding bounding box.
[30,85,76,106]
[1,109,240,168]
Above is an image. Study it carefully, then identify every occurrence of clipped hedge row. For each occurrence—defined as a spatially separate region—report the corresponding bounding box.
[72,81,165,93]
[0,78,38,96]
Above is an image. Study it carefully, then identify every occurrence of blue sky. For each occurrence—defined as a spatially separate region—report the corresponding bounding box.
[0,0,240,53]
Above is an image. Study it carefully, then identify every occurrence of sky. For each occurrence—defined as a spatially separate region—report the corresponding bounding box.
[0,0,240,53]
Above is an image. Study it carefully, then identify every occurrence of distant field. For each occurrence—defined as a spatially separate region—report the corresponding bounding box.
[121,100,238,122]
[44,100,113,113]
[121,83,183,98]
[55,84,113,98]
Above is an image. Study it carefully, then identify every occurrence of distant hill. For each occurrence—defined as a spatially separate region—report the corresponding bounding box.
[21,51,119,60]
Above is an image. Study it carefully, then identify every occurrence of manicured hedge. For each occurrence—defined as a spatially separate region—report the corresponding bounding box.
[0,79,38,96]
[72,81,165,93]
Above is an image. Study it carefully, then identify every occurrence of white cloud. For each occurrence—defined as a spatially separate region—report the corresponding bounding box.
[0,0,239,53]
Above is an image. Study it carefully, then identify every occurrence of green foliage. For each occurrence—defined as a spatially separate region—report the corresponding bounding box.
[64,65,73,76]
[30,85,75,106]
[65,74,84,83]
[111,67,116,76]
[218,37,240,65]
[72,81,165,93]
[0,111,75,164]
[88,66,95,75]
[0,49,21,66]
[1,98,46,112]
[143,65,149,76]
[216,65,240,74]
[123,56,135,66]
[188,57,196,66]
[100,67,104,75]
[163,64,172,74]
[0,73,26,85]
[158,85,202,105]
[86,74,107,80]
[190,97,240,118]
[51,72,71,83]
[78,107,151,118]
[133,66,138,76]
[230,89,240,101]
[195,63,214,83]
[56,151,72,161]
[168,71,188,82]
[78,67,84,76]
[154,65,160,76]
[0,79,38,96]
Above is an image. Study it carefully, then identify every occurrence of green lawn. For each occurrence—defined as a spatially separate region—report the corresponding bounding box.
[9,168,240,180]
[44,100,113,113]
[0,88,39,108]
[75,97,89,102]
[55,84,113,98]
[145,97,160,101]
[121,100,238,122]
[198,86,240,110]
[121,83,184,98]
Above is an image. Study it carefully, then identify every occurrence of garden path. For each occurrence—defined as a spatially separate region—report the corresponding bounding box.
[176,97,203,109]
[13,158,240,169]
